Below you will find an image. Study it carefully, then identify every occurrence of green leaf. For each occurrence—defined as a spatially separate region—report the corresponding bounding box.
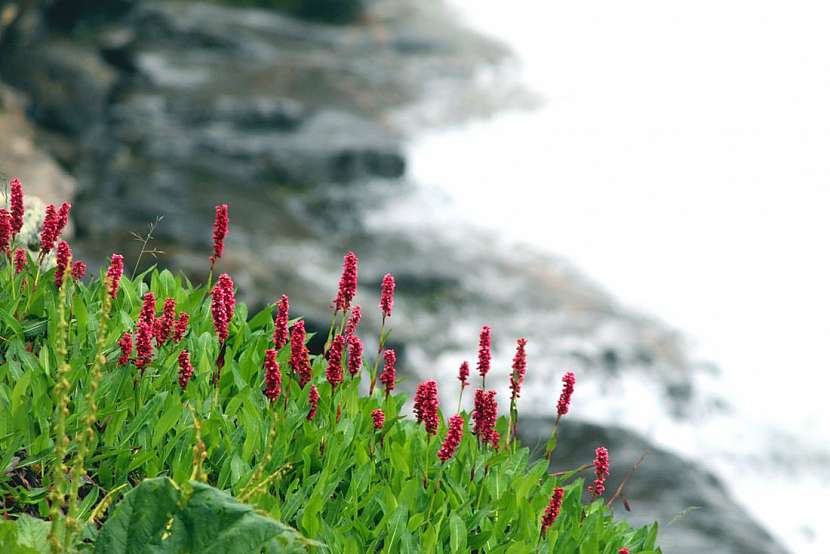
[0,516,51,554]
[449,514,466,554]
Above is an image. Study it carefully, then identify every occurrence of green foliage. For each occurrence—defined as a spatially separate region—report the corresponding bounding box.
[0,237,661,551]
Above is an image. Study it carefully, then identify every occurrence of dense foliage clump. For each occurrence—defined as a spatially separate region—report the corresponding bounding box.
[0,179,661,552]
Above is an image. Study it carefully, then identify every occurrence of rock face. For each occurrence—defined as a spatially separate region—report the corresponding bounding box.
[520,418,789,554]
[0,0,785,549]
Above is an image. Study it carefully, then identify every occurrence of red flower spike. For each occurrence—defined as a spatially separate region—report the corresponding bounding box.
[347,334,363,377]
[13,248,26,274]
[307,385,319,421]
[510,338,528,401]
[9,178,24,235]
[0,209,11,253]
[263,349,282,402]
[557,371,576,417]
[178,349,194,390]
[371,408,385,430]
[326,334,345,388]
[57,203,71,234]
[71,260,86,280]
[344,305,361,338]
[379,273,395,318]
[139,292,156,326]
[210,274,234,343]
[477,325,491,379]
[134,320,154,373]
[458,361,470,387]
[379,348,396,394]
[590,446,610,496]
[54,241,71,287]
[155,298,176,344]
[173,312,189,343]
[217,273,235,320]
[619,549,630,554]
[106,254,124,298]
[117,332,133,366]
[541,487,565,535]
[290,321,312,388]
[210,204,229,265]
[414,380,439,435]
[39,204,58,255]
[438,414,464,462]
[333,251,358,312]
[273,294,289,349]
[472,388,499,447]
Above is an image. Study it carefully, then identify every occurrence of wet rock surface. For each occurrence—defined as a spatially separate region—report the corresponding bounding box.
[521,418,789,554]
[0,0,785,548]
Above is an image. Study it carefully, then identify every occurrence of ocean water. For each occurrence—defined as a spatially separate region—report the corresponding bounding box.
[408,1,830,551]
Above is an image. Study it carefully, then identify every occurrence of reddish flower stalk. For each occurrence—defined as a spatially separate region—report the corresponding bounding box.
[210,203,229,266]
[379,273,395,318]
[178,350,194,390]
[306,385,320,421]
[139,291,156,326]
[263,349,282,402]
[326,334,345,388]
[217,273,235,319]
[618,549,630,554]
[344,305,361,338]
[172,312,189,343]
[458,361,470,388]
[9,178,24,235]
[590,447,610,496]
[273,294,289,349]
[333,250,358,312]
[540,487,565,535]
[510,338,528,401]
[134,320,154,373]
[347,334,363,377]
[106,253,124,298]
[117,332,133,366]
[71,260,86,280]
[371,408,385,430]
[0,209,11,253]
[414,380,439,435]
[556,371,576,418]
[378,348,396,394]
[57,203,71,233]
[437,414,464,462]
[472,388,499,447]
[13,248,26,273]
[210,274,235,343]
[290,321,312,388]
[38,204,58,255]
[156,297,176,344]
[54,241,71,287]
[476,325,491,382]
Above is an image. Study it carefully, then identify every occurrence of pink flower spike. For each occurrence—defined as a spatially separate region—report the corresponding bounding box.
[458,361,470,387]
[54,241,71,287]
[472,388,499,448]
[210,204,229,265]
[134,320,154,374]
[307,385,320,421]
[71,260,86,281]
[139,292,156,326]
[347,334,363,377]
[9,178,24,235]
[379,348,396,394]
[0,209,11,253]
[590,446,610,496]
[56,203,71,234]
[273,294,289,349]
[178,350,194,390]
[263,349,282,402]
[290,321,312,388]
[379,273,395,318]
[619,549,630,554]
[476,325,491,380]
[326,334,345,389]
[541,487,565,535]
[344,305,361,338]
[333,250,358,312]
[156,297,176,344]
[413,380,439,435]
[173,312,189,343]
[371,408,384,430]
[510,338,528,401]
[437,414,464,462]
[117,332,133,366]
[557,371,576,417]
[39,204,58,255]
[106,254,124,298]
[13,248,26,274]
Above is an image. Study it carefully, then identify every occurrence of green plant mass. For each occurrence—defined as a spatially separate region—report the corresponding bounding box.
[0,181,661,552]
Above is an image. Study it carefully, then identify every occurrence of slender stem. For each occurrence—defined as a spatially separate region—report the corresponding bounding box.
[368,316,387,395]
